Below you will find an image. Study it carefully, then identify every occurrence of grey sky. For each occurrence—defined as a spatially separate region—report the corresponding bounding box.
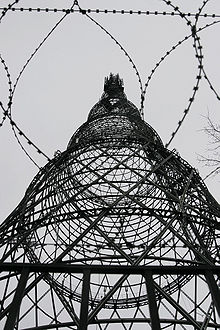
[0,0,220,221]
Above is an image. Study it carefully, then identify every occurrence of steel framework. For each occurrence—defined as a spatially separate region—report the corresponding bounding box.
[1,74,220,329]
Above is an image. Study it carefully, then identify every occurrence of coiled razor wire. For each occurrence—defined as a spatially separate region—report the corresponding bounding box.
[0,0,219,177]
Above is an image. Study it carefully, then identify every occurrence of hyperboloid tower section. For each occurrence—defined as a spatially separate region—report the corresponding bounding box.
[1,74,220,330]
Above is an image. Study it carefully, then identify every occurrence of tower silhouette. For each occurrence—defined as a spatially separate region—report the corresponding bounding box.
[1,74,220,329]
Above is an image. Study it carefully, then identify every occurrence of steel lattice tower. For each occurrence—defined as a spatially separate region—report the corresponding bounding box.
[1,74,220,330]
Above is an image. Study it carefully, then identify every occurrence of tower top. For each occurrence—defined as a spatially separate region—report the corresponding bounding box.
[68,73,163,148]
[103,73,124,96]
[87,72,139,122]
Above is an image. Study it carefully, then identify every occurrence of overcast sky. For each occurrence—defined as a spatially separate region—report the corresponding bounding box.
[0,0,220,221]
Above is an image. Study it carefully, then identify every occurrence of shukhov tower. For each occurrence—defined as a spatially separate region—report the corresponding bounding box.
[1,74,220,330]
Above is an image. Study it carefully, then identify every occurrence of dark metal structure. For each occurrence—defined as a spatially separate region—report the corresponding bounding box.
[1,74,220,329]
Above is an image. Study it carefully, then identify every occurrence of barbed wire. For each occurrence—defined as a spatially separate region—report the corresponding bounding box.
[196,19,220,102]
[159,1,203,146]
[195,0,210,25]
[1,0,80,166]
[165,38,203,148]
[142,0,194,135]
[165,19,220,148]
[0,6,219,18]
[0,52,50,166]
[0,54,13,127]
[162,0,192,25]
[1,0,145,166]
[0,0,20,23]
[0,0,219,181]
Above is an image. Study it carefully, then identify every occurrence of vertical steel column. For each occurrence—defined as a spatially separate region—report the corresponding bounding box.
[204,270,220,318]
[4,267,29,330]
[144,271,161,330]
[78,270,91,330]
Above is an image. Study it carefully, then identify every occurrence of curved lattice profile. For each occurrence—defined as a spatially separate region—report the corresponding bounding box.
[0,74,220,329]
